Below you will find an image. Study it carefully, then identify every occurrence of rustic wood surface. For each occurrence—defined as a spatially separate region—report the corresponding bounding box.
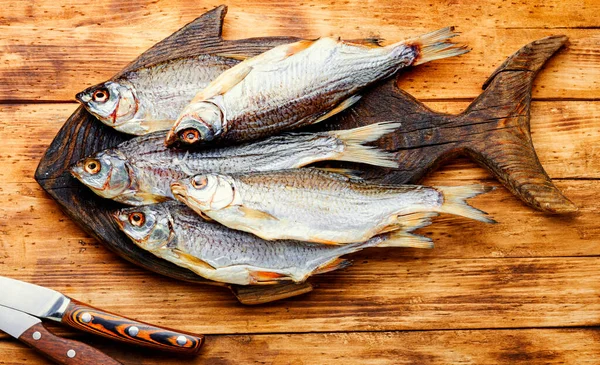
[32,8,580,300]
[1,1,599,364]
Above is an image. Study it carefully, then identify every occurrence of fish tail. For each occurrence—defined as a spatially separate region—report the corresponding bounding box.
[435,185,496,223]
[329,122,401,168]
[377,212,437,249]
[402,27,469,66]
[457,35,577,214]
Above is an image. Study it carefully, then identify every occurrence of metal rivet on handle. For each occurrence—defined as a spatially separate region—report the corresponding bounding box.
[32,331,41,340]
[67,349,76,358]
[176,335,187,346]
[128,326,139,337]
[81,312,92,323]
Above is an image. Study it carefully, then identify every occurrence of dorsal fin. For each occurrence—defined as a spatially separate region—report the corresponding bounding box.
[116,5,227,76]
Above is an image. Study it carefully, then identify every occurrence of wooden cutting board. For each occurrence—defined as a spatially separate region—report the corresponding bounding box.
[1,1,599,364]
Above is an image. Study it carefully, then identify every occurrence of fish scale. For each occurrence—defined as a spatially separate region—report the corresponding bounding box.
[173,168,493,244]
[219,38,420,141]
[115,202,408,285]
[72,122,401,205]
[77,55,239,135]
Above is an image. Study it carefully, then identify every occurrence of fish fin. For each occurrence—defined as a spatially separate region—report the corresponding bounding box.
[215,53,250,61]
[461,36,577,214]
[173,249,216,270]
[312,258,353,275]
[377,212,437,248]
[249,271,291,285]
[284,39,317,57]
[435,185,496,223]
[239,206,279,221]
[330,121,401,143]
[132,193,172,205]
[191,62,253,102]
[379,232,434,249]
[315,168,363,179]
[139,119,176,134]
[345,37,384,48]
[313,95,362,124]
[402,27,469,66]
[329,122,401,168]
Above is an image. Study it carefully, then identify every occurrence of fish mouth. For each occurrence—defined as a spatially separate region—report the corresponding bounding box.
[164,129,179,147]
[111,212,126,229]
[69,164,84,180]
[170,182,189,203]
[75,92,91,104]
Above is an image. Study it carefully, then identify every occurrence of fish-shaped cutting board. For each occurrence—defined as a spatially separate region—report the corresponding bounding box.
[36,5,575,304]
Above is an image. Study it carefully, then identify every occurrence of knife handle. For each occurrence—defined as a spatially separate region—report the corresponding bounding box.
[19,322,122,365]
[61,299,204,354]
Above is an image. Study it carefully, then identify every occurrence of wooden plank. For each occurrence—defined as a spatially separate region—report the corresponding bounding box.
[1,101,597,182]
[0,253,599,334]
[1,328,599,364]
[1,3,599,101]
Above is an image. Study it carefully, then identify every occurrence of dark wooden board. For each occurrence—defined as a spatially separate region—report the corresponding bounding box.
[35,5,576,304]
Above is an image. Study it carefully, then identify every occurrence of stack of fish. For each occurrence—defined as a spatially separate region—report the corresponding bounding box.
[71,27,495,286]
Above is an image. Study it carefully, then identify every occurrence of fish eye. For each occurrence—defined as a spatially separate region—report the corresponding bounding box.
[128,212,145,227]
[93,88,109,103]
[83,159,101,174]
[179,128,200,144]
[191,175,208,189]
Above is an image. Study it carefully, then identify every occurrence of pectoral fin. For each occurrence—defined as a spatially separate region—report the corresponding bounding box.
[239,206,279,221]
[313,95,362,124]
[139,119,176,134]
[173,249,216,270]
[249,270,291,285]
[192,62,253,102]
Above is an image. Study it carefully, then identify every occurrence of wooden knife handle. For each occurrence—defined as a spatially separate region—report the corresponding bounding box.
[18,322,122,365]
[61,299,204,354]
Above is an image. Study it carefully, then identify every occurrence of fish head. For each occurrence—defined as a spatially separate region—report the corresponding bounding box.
[165,101,224,147]
[113,205,173,250]
[76,81,138,127]
[70,150,135,199]
[171,173,238,212]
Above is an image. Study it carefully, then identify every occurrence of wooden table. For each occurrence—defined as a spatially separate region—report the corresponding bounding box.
[1,1,599,363]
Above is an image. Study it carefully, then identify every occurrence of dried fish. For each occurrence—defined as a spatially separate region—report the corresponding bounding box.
[166,27,467,147]
[70,123,400,205]
[113,202,434,285]
[171,168,494,245]
[76,55,240,135]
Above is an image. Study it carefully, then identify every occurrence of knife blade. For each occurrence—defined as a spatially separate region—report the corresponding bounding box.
[0,305,122,364]
[0,276,204,354]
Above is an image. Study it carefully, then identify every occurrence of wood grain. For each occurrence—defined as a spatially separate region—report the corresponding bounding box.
[1,2,600,101]
[3,328,600,364]
[0,1,598,363]
[1,254,599,335]
[1,100,598,181]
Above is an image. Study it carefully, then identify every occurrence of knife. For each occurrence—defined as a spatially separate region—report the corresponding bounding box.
[0,305,122,364]
[0,276,204,354]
